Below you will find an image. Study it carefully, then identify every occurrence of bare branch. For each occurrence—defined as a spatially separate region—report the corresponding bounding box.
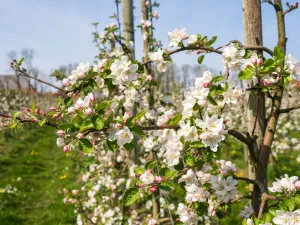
[16,68,65,92]
[279,105,300,113]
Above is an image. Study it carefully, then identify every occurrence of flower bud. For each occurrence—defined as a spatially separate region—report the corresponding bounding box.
[150,186,157,193]
[63,145,70,152]
[72,190,79,195]
[203,83,210,88]
[114,123,122,129]
[49,106,55,111]
[76,133,85,139]
[56,130,65,137]
[63,78,70,87]
[137,174,142,178]
[85,108,94,116]
[136,184,143,188]
[68,107,75,114]
[257,59,263,66]
[250,58,257,65]
[145,1,150,6]
[155,176,163,183]
[87,93,95,104]
[77,72,86,79]
[295,181,300,189]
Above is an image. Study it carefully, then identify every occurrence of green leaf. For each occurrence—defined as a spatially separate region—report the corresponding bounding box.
[190,141,205,149]
[79,120,94,132]
[285,199,295,212]
[145,160,157,170]
[124,142,134,151]
[88,79,98,90]
[38,119,46,126]
[174,159,184,171]
[293,195,300,205]
[134,166,145,175]
[184,154,194,167]
[130,126,145,136]
[64,97,72,106]
[31,102,35,114]
[96,100,114,111]
[91,115,104,130]
[205,36,217,46]
[262,212,272,222]
[197,55,205,64]
[18,58,24,65]
[133,110,147,123]
[264,58,274,67]
[167,114,182,125]
[238,68,254,80]
[104,113,114,127]
[78,139,94,154]
[159,168,178,179]
[212,75,224,83]
[12,111,21,120]
[252,217,260,225]
[158,181,174,192]
[104,140,118,152]
[123,188,140,206]
[273,46,285,61]
[207,95,218,106]
[71,115,83,126]
[194,160,204,170]
[58,123,76,130]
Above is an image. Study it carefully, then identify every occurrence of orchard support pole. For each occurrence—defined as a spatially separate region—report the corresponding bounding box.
[242,0,266,213]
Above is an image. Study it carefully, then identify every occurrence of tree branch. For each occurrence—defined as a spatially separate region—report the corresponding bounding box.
[16,68,65,92]
[0,112,58,129]
[279,105,300,113]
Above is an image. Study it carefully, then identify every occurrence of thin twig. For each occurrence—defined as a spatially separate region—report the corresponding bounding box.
[16,68,65,92]
[0,112,58,129]
[279,105,300,113]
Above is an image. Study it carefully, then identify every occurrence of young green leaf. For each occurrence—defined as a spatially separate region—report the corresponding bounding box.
[79,139,94,154]
[123,188,140,206]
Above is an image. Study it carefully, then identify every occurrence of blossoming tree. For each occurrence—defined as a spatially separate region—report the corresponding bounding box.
[2,0,300,224]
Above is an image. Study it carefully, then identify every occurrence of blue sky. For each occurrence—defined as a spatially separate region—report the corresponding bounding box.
[0,0,299,76]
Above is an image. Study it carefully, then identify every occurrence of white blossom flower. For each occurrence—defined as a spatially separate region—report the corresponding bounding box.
[187,35,197,45]
[168,28,189,47]
[140,170,154,185]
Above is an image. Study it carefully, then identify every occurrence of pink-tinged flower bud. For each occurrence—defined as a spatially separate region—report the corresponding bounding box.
[76,133,85,139]
[145,1,150,6]
[85,108,94,116]
[56,130,65,137]
[63,78,70,87]
[34,108,40,115]
[137,174,142,178]
[114,123,122,129]
[250,58,257,65]
[67,92,74,97]
[77,72,86,79]
[257,59,263,66]
[63,145,70,152]
[203,83,210,88]
[155,176,163,183]
[32,119,37,123]
[146,75,153,81]
[295,181,300,189]
[68,107,75,114]
[88,93,95,104]
[150,186,157,193]
[295,2,299,7]
[211,210,216,216]
[92,140,97,146]
[49,106,55,111]
[153,11,160,19]
[137,184,143,188]
[165,178,169,181]
[147,170,152,174]
[123,112,131,122]
[72,190,79,195]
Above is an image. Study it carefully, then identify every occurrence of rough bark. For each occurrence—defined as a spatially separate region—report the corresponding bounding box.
[242,0,266,213]
[122,0,135,58]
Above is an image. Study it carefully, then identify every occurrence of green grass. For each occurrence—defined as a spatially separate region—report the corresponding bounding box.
[0,126,78,225]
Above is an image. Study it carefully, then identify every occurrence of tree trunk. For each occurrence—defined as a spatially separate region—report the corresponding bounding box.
[122,0,135,58]
[242,0,266,213]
